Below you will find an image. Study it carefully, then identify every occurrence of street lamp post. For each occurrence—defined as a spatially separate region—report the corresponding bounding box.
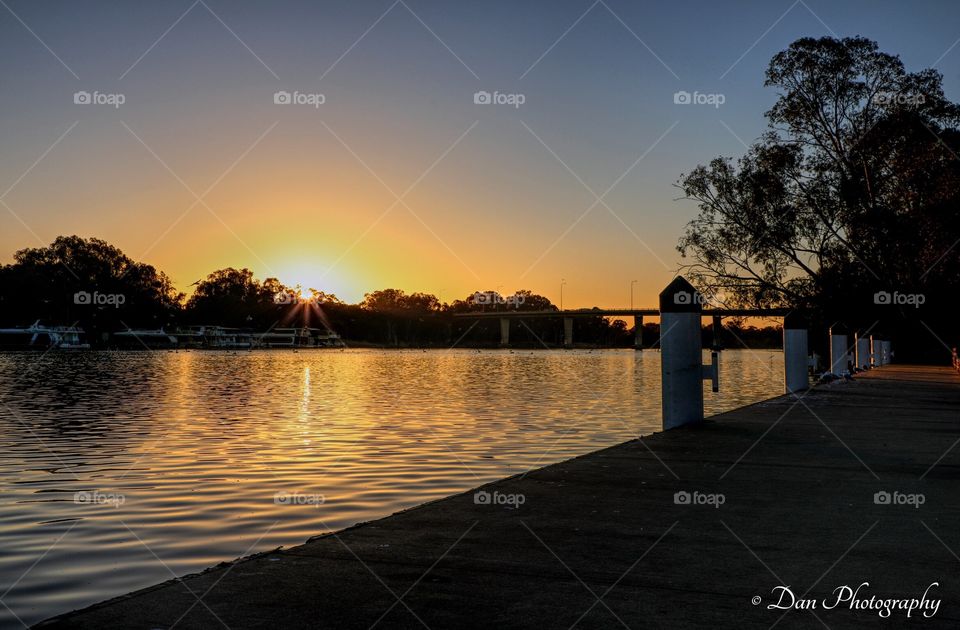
[560,279,566,311]
[630,279,637,311]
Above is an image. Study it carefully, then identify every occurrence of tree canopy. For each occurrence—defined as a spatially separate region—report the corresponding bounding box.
[677,36,960,360]
[0,236,182,336]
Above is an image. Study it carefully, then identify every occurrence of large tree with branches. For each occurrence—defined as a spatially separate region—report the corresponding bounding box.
[678,36,960,335]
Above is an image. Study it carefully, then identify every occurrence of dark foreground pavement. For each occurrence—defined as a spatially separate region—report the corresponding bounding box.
[38,365,960,629]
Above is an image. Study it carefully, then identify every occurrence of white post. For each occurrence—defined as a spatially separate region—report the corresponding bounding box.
[659,277,704,430]
[857,335,870,370]
[499,318,510,347]
[634,315,643,350]
[783,312,809,394]
[829,326,849,375]
[870,335,879,367]
[852,331,860,369]
[856,334,870,371]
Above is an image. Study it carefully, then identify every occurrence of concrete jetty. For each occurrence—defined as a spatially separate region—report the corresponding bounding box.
[40,365,960,629]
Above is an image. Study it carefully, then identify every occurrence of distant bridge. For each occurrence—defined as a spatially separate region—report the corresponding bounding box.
[453,308,791,348]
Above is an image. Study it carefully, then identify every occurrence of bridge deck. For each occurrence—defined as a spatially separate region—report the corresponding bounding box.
[41,365,960,629]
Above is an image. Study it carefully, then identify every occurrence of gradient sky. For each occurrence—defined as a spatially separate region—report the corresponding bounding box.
[1,0,958,307]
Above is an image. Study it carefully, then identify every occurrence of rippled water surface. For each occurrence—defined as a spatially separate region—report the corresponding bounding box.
[0,349,784,626]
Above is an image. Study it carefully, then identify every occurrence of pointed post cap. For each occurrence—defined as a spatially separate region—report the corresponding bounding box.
[829,323,847,335]
[659,277,703,313]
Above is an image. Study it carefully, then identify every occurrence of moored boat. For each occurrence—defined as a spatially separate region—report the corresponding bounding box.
[0,321,91,350]
[253,327,343,348]
[202,326,253,349]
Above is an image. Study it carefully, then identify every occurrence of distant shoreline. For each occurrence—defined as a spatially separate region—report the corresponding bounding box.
[0,344,786,352]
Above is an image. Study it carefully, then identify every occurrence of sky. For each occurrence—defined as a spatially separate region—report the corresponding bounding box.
[1,0,958,308]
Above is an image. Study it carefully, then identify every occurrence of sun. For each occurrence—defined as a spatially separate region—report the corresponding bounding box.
[273,258,353,303]
[276,267,320,301]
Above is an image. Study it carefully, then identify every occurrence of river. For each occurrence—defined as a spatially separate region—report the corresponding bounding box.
[0,348,785,626]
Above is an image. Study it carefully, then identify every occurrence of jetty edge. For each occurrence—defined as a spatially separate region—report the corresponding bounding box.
[38,365,960,629]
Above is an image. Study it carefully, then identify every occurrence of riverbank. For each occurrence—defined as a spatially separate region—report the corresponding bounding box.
[39,365,960,629]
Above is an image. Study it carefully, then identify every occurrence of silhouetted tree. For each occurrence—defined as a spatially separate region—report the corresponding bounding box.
[183,268,295,328]
[0,236,182,338]
[678,36,960,361]
[357,289,445,345]
[306,290,343,304]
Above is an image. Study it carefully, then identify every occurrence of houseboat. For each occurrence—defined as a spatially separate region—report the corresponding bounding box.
[0,322,91,350]
[202,326,254,349]
[172,326,210,349]
[254,327,342,348]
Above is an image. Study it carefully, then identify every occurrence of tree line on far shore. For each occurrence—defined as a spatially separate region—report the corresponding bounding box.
[0,236,783,348]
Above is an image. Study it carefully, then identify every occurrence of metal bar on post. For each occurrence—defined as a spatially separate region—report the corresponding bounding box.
[783,312,809,394]
[659,277,705,430]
